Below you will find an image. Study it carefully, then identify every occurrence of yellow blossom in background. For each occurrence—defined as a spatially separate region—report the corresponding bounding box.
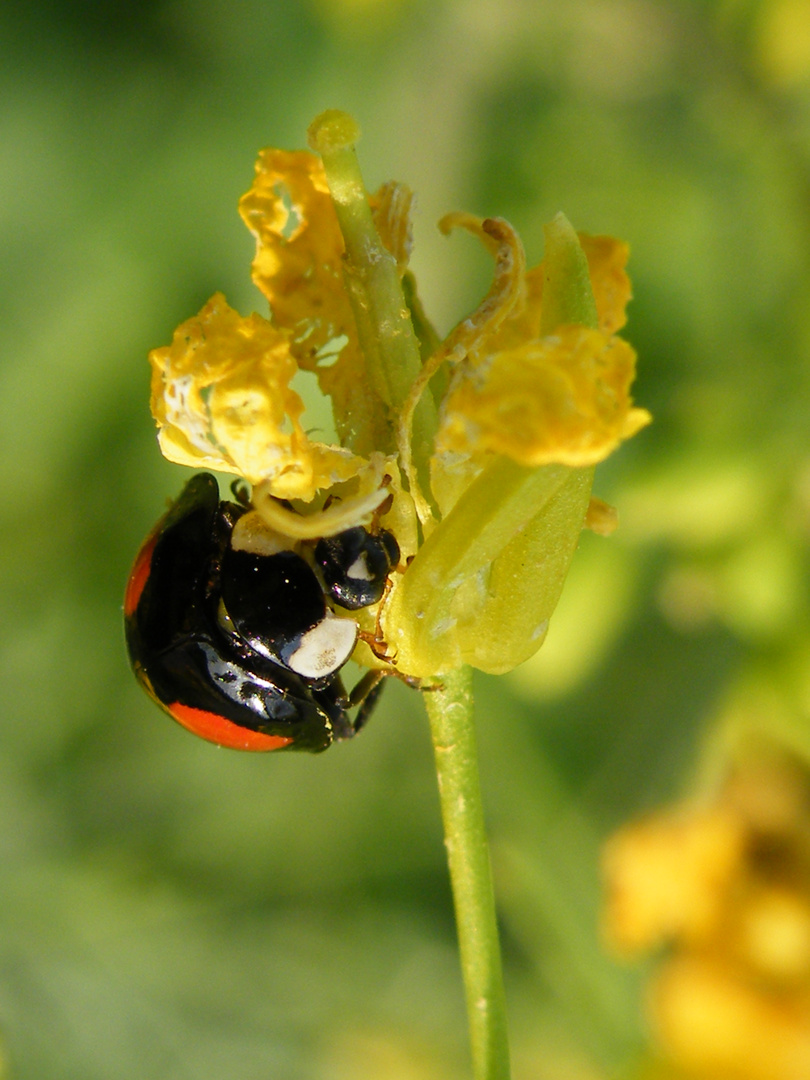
[755,0,810,87]
[148,111,648,679]
[603,805,745,955]
[603,742,810,1080]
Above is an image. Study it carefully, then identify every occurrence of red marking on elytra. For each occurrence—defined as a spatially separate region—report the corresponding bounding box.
[124,531,159,618]
[169,702,294,752]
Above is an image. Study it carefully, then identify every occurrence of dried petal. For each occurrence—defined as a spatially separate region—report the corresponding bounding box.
[238,149,351,357]
[238,150,409,456]
[437,325,651,469]
[149,293,365,498]
[483,232,632,352]
[580,233,632,335]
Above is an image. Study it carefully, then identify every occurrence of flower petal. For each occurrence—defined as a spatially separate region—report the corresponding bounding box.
[436,325,651,468]
[149,293,365,497]
[238,150,414,456]
[482,232,632,351]
[238,149,350,357]
[580,233,632,334]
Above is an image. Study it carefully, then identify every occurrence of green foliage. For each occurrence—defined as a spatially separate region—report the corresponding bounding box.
[1,1,809,1076]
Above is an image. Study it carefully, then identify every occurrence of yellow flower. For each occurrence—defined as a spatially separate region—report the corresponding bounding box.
[149,292,368,500]
[432,221,649,475]
[603,743,810,1080]
[148,110,648,680]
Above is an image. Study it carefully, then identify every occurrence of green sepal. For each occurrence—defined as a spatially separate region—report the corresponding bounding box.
[385,457,593,677]
[540,212,599,333]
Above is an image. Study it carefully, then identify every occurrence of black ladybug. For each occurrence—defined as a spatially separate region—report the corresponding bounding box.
[125,473,396,752]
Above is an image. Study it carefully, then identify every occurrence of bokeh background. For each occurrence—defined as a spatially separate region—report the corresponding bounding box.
[2,0,810,1077]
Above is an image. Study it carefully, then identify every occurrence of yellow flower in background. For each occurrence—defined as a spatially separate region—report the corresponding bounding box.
[756,0,810,87]
[149,110,648,680]
[603,743,810,1080]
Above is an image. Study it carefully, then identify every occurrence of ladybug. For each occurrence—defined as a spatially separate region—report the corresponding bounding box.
[124,473,399,752]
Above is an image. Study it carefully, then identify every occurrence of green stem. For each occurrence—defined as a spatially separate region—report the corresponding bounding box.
[307,111,436,468]
[423,667,511,1080]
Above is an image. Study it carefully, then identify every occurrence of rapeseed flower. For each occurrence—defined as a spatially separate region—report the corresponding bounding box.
[603,743,810,1080]
[149,110,648,681]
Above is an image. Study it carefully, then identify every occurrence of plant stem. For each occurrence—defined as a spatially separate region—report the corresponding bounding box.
[307,110,436,467]
[423,666,511,1080]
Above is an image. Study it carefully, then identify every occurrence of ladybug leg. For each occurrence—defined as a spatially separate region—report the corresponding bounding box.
[338,667,435,741]
[358,627,396,663]
[347,669,386,736]
[356,573,398,662]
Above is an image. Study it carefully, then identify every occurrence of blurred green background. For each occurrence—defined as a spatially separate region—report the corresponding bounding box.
[2,0,810,1076]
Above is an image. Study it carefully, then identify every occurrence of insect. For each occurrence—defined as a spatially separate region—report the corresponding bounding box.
[124,473,399,752]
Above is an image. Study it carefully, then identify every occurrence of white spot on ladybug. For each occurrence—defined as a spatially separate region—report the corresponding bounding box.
[346,551,374,582]
[287,613,358,678]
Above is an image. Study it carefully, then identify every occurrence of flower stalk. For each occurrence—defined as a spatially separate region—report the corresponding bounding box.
[145,110,649,1080]
[307,111,436,468]
[423,666,511,1080]
[310,113,513,1075]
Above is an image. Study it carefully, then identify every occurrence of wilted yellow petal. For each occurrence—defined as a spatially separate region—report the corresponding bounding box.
[149,293,365,497]
[238,149,371,444]
[482,232,631,353]
[398,215,526,525]
[238,149,351,357]
[437,325,651,469]
[420,223,642,525]
[580,233,632,334]
[238,149,406,456]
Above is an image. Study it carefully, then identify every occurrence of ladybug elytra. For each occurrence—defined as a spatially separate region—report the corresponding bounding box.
[125,473,398,752]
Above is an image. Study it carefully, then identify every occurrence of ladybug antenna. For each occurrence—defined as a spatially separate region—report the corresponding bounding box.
[230,479,252,506]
